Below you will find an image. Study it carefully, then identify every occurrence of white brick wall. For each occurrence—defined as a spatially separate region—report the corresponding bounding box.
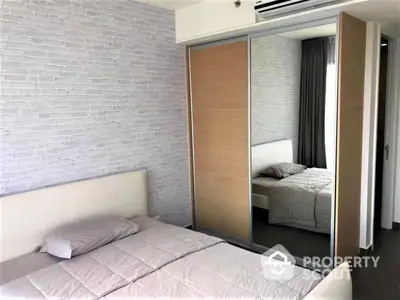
[251,35,301,161]
[0,0,191,226]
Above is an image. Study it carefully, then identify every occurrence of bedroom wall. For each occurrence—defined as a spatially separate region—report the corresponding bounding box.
[0,0,190,226]
[251,35,302,161]
[392,38,400,224]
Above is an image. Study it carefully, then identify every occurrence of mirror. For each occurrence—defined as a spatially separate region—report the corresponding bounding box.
[250,23,337,262]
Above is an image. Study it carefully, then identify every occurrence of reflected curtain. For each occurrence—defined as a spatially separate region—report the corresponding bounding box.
[297,37,329,168]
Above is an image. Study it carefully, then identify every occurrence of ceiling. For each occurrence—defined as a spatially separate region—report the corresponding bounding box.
[279,23,336,40]
[343,0,400,37]
[135,0,202,10]
[138,0,399,37]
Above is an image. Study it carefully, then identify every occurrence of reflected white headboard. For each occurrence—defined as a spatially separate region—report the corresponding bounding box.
[252,139,294,178]
[0,170,148,263]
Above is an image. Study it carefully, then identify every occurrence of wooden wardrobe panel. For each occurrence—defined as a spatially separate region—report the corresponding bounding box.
[193,109,248,150]
[195,175,250,239]
[335,13,366,257]
[194,150,248,177]
[190,40,249,241]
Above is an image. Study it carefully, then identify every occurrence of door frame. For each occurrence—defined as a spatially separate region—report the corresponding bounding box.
[360,22,381,250]
[380,37,400,230]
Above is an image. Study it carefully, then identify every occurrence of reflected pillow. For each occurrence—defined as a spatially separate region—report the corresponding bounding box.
[40,216,139,259]
[260,162,306,178]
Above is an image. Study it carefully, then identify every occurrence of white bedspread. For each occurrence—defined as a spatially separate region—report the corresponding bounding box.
[104,243,322,300]
[1,218,324,300]
[0,222,222,299]
[253,168,332,233]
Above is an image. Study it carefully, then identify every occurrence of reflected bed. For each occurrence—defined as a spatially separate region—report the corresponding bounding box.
[252,140,333,234]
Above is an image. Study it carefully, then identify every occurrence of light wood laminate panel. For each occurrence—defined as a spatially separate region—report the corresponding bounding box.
[335,13,366,257]
[193,109,248,150]
[190,41,249,241]
[195,174,250,239]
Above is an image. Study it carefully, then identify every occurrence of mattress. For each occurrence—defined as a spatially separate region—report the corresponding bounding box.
[252,168,332,234]
[252,176,280,210]
[253,193,270,209]
[0,252,63,285]
[253,175,280,188]
[1,217,325,300]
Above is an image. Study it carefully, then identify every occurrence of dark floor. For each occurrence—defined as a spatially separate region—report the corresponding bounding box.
[252,207,331,260]
[252,208,400,298]
[352,228,400,300]
[252,209,400,298]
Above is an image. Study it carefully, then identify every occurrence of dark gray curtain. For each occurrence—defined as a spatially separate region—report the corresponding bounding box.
[297,38,329,168]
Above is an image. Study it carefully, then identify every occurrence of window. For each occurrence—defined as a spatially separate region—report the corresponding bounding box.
[325,63,336,171]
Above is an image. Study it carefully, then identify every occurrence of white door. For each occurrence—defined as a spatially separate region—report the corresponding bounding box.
[381,38,400,229]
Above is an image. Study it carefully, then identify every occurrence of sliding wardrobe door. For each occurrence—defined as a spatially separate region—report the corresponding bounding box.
[189,40,250,241]
[335,13,366,257]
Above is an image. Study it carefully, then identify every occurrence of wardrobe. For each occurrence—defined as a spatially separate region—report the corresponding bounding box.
[187,13,366,258]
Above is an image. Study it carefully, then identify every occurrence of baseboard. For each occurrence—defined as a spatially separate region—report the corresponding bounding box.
[393,222,400,230]
[359,245,373,256]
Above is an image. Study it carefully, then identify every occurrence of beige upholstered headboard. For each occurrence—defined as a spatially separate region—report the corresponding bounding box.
[0,170,148,263]
[252,139,294,178]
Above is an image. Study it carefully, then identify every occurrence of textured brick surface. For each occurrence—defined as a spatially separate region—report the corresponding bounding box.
[0,0,190,226]
[251,35,301,161]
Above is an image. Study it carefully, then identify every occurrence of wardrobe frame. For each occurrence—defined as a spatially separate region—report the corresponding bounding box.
[187,13,365,261]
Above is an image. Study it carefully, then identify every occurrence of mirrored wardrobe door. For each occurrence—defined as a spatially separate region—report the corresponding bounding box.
[250,22,338,262]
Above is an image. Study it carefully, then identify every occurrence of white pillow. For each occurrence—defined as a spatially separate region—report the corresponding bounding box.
[41,216,139,259]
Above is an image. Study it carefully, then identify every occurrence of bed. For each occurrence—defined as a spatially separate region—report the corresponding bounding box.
[0,169,350,299]
[252,140,333,234]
